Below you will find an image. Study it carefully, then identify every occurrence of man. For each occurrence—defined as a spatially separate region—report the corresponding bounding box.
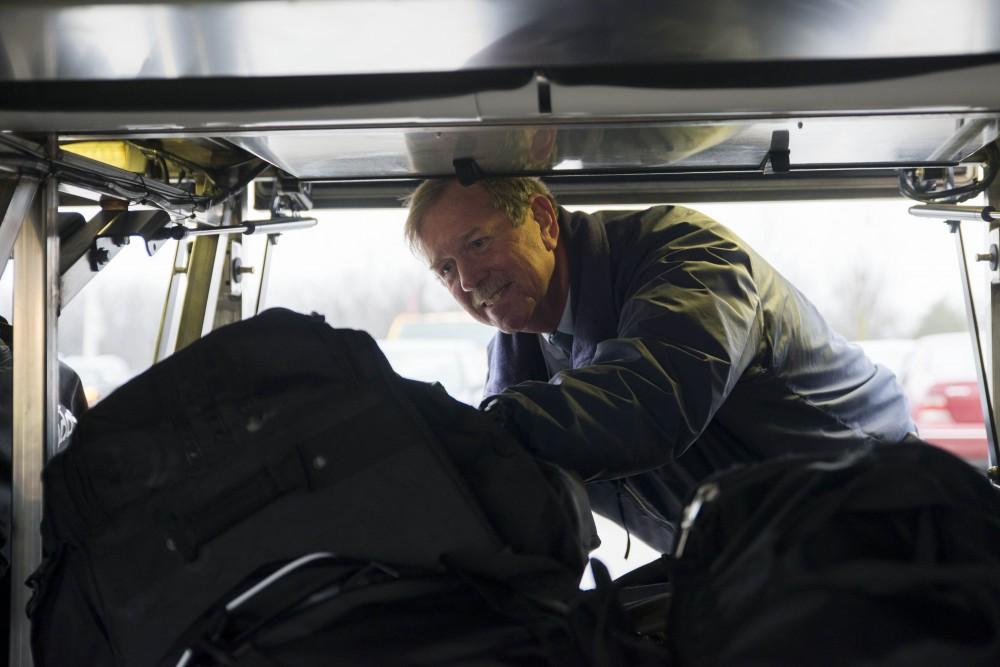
[406,177,915,553]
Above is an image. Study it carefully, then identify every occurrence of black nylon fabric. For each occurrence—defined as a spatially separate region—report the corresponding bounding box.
[29,308,590,667]
[667,442,1000,666]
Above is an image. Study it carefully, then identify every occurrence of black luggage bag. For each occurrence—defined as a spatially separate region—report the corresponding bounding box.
[666,442,1000,666]
[28,308,597,666]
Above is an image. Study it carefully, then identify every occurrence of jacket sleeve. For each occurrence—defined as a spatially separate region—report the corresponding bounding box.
[491,220,763,481]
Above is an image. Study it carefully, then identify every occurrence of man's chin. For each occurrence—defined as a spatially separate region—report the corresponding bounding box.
[487,310,528,335]
[481,307,508,332]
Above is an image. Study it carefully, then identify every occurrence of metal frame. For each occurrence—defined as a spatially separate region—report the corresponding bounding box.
[950,220,1000,478]
[0,176,40,280]
[9,138,59,667]
[173,233,226,352]
[154,240,191,363]
[988,174,1000,479]
[254,234,278,316]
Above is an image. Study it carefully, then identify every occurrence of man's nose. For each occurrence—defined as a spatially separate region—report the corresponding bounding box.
[456,259,483,292]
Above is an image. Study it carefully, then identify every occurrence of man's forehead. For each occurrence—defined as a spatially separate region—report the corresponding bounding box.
[420,185,494,256]
[432,181,492,216]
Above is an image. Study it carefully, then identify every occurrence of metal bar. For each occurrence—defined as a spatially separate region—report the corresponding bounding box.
[210,200,243,331]
[172,200,234,351]
[949,220,1000,477]
[0,176,40,280]
[256,171,907,209]
[909,204,1000,223]
[179,216,316,238]
[254,235,278,316]
[154,240,190,363]
[987,166,1000,483]
[9,137,59,667]
[173,234,223,352]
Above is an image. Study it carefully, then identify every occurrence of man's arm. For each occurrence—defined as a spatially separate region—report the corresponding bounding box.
[487,219,763,481]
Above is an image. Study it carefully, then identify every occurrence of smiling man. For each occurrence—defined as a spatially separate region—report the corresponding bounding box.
[406,176,915,553]
[411,178,567,335]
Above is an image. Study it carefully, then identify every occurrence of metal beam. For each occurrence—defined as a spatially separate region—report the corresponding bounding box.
[0,176,40,281]
[154,240,190,363]
[9,138,59,667]
[255,171,908,209]
[254,235,278,316]
[211,234,243,331]
[173,234,224,352]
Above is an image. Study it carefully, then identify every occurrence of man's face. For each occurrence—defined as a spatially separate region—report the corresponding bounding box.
[418,182,560,334]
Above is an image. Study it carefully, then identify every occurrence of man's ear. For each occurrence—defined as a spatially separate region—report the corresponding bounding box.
[530,195,559,251]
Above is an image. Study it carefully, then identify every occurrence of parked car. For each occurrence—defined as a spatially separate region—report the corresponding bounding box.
[900,332,989,467]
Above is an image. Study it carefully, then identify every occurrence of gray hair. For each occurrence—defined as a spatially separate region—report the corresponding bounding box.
[403,177,554,256]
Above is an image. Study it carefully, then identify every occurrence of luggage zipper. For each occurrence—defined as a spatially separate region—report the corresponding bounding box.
[673,482,720,558]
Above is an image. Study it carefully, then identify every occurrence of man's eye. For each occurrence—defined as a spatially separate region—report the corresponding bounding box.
[470,237,489,250]
[439,264,453,277]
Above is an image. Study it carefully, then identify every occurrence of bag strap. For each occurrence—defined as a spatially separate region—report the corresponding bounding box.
[168,553,408,666]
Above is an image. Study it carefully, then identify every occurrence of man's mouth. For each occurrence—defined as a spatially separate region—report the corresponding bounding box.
[479,283,511,310]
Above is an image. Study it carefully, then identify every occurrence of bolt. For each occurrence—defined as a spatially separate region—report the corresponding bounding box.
[975,244,999,271]
[231,257,255,283]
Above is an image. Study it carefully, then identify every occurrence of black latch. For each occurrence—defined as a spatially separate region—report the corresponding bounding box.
[760,130,791,174]
[453,157,486,186]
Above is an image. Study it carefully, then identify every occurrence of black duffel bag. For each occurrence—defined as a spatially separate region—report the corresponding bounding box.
[28,308,597,667]
[667,441,1000,666]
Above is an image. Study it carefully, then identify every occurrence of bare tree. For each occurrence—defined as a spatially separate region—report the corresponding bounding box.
[828,259,900,340]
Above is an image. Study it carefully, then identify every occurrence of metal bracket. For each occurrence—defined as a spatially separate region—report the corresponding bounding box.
[453,157,487,186]
[760,130,791,174]
[272,178,313,213]
[58,208,172,309]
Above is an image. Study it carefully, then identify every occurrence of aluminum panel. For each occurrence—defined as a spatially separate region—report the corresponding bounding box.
[227,114,1000,180]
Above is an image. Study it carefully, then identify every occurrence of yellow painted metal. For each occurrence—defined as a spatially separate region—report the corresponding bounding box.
[61,141,148,173]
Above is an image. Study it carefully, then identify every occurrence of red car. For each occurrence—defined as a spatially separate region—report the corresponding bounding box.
[901,333,990,467]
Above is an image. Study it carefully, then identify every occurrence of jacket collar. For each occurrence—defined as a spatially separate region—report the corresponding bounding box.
[561,207,618,367]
